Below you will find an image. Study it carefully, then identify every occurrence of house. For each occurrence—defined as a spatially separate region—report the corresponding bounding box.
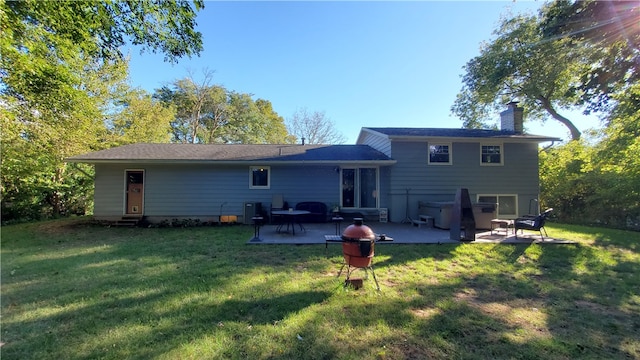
[67,103,560,226]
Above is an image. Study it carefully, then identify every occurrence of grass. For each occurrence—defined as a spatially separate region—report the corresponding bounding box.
[1,218,639,359]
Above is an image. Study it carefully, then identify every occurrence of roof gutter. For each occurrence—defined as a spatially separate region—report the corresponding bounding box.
[388,135,562,143]
[65,159,398,166]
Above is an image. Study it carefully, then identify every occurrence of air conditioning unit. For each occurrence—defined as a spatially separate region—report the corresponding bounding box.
[243,202,262,224]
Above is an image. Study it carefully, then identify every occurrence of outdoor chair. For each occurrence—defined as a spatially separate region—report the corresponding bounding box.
[270,194,287,224]
[514,208,553,240]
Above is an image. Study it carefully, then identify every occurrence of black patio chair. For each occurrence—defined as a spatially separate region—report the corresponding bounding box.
[515,208,553,240]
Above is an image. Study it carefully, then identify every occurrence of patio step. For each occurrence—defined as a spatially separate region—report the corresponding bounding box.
[114,217,141,227]
[411,219,428,228]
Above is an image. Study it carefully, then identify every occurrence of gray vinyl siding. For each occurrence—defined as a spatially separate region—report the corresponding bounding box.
[386,141,540,222]
[359,132,391,157]
[92,140,539,223]
[378,166,391,210]
[94,164,126,217]
[93,163,343,221]
[358,132,393,213]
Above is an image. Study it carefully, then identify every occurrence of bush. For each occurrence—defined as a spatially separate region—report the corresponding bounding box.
[540,131,640,230]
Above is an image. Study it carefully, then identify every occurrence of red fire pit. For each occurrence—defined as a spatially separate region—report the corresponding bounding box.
[339,218,380,290]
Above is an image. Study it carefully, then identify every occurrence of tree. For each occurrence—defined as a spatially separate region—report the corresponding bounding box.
[155,72,294,144]
[287,108,347,144]
[452,0,639,228]
[1,0,204,220]
[256,99,297,144]
[221,92,292,144]
[2,0,203,63]
[0,58,130,219]
[154,70,223,143]
[452,12,586,140]
[1,0,204,131]
[589,83,640,228]
[539,83,640,230]
[108,89,176,145]
[453,1,640,140]
[540,0,640,114]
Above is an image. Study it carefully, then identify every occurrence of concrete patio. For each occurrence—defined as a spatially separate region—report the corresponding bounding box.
[246,220,575,245]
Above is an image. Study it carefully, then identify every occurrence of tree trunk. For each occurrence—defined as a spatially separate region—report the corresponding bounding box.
[191,108,200,144]
[50,166,66,216]
[539,97,581,140]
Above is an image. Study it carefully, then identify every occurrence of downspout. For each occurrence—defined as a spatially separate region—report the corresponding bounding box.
[68,162,93,178]
[541,140,558,152]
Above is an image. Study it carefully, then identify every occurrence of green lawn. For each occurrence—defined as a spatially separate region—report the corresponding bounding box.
[1,218,639,359]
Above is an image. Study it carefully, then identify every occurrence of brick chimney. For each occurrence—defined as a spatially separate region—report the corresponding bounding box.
[500,102,524,133]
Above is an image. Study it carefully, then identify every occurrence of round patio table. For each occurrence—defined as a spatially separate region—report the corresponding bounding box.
[271,210,310,235]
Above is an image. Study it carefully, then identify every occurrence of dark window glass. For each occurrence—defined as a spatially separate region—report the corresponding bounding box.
[252,168,268,187]
[429,145,450,163]
[481,145,501,164]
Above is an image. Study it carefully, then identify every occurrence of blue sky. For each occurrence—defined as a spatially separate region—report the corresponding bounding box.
[127,1,600,144]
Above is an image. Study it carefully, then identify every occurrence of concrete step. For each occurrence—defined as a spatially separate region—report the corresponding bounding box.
[114,218,140,227]
[411,219,428,228]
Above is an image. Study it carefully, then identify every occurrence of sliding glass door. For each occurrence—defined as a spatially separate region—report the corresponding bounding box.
[341,167,378,208]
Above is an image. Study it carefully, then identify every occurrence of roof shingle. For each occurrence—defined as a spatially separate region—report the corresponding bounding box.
[67,143,394,163]
[363,127,561,141]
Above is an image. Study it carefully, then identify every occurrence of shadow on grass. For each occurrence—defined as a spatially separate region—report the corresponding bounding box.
[3,283,332,359]
[332,241,639,359]
[2,218,639,359]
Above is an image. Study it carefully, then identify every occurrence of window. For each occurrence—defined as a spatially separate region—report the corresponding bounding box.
[249,166,270,189]
[481,144,503,165]
[478,194,517,218]
[428,143,451,165]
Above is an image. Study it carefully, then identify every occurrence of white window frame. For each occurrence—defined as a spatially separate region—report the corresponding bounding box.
[249,166,270,189]
[427,142,452,165]
[477,194,518,218]
[480,143,503,166]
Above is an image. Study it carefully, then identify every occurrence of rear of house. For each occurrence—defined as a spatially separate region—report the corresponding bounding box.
[68,104,560,226]
[69,144,396,224]
[357,104,560,224]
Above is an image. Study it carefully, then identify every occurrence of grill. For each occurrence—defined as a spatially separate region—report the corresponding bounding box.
[338,218,380,290]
